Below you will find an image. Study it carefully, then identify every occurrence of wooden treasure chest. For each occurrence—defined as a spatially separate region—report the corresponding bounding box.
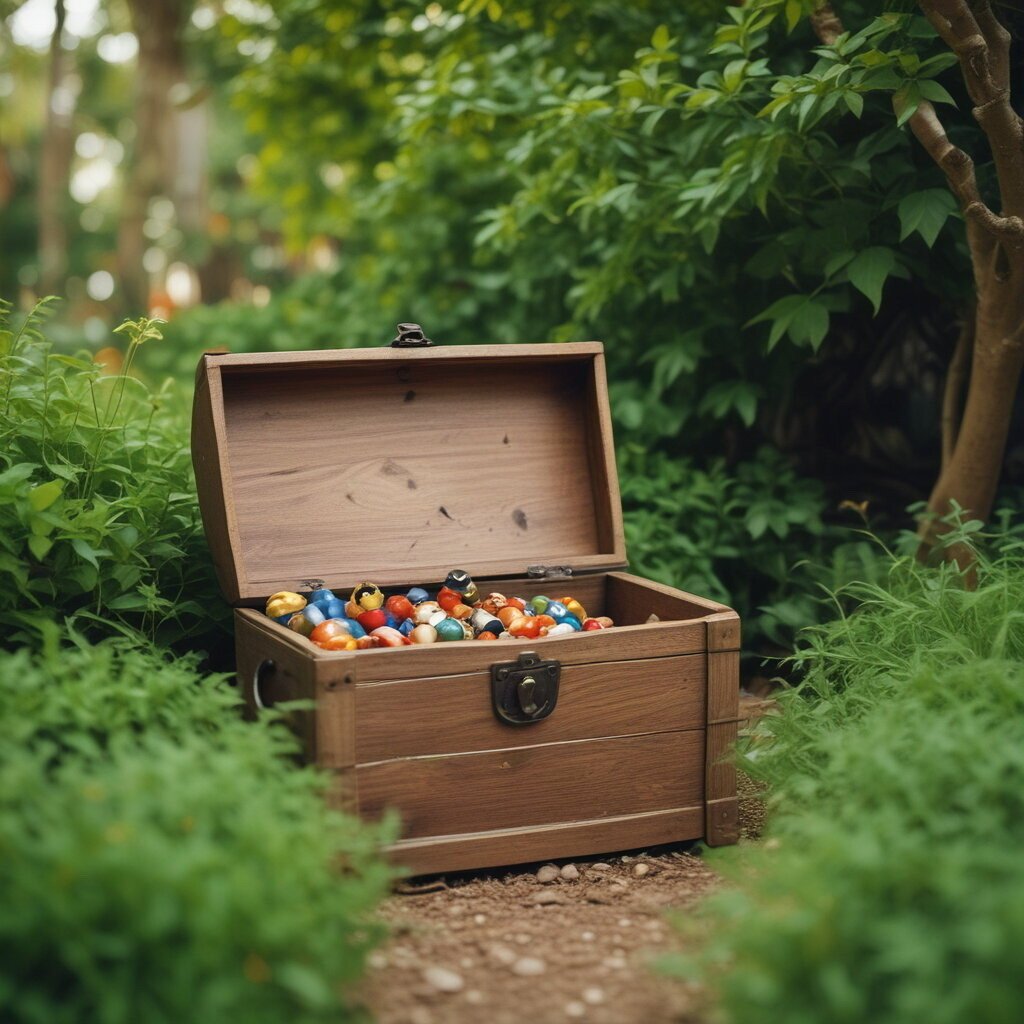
[191,338,740,876]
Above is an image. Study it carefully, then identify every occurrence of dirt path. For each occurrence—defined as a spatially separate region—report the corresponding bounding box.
[359,844,719,1024]
[360,704,768,1024]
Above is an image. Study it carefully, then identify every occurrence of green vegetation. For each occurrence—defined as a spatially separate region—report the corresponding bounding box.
[0,641,392,1024]
[667,520,1024,1022]
[0,303,393,1021]
[0,301,222,647]
[5,1,1024,1017]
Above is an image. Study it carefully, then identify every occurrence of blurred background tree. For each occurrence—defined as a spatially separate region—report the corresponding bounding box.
[1,0,1021,650]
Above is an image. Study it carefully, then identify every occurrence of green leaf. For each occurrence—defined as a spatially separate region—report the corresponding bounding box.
[784,0,802,32]
[844,91,864,118]
[651,24,671,51]
[917,79,956,106]
[789,301,830,351]
[28,535,53,560]
[898,189,957,247]
[894,82,922,127]
[848,247,897,314]
[28,480,63,512]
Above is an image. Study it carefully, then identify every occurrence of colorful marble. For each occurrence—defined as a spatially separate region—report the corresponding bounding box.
[371,626,407,647]
[434,617,465,642]
[266,591,306,622]
[410,623,438,644]
[263,569,615,651]
[357,609,388,632]
[287,605,325,636]
[351,582,384,611]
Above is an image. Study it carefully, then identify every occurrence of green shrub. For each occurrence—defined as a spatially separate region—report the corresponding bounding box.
[0,300,223,647]
[0,641,393,1024]
[753,517,1024,798]
[678,658,1024,1024]
[666,524,1024,1024]
[621,444,884,650]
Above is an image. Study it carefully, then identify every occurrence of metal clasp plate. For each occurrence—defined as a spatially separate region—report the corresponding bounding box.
[491,651,561,726]
[391,322,433,347]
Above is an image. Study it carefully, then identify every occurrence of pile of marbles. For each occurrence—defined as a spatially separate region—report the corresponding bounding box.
[264,569,615,651]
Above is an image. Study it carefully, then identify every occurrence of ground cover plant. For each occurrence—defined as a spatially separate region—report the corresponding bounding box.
[0,301,394,1021]
[0,640,393,1024]
[666,518,1024,1022]
[0,299,222,648]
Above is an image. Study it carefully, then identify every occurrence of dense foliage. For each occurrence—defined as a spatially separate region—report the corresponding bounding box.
[166,0,1021,512]
[0,300,223,647]
[0,303,393,1020]
[149,0,1024,654]
[666,520,1024,1022]
[0,640,392,1024]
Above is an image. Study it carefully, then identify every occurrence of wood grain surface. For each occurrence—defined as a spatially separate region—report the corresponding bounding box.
[192,364,247,603]
[194,344,625,601]
[386,804,705,876]
[355,654,707,762]
[357,729,704,839]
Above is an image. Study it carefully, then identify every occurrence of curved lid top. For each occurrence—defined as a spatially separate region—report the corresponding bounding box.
[192,343,624,604]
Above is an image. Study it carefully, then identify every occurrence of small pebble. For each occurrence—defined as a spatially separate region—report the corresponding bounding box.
[566,1001,586,1018]
[590,862,611,872]
[536,864,560,884]
[512,956,546,977]
[515,933,531,945]
[466,990,484,1005]
[560,863,580,881]
[603,955,626,969]
[618,917,632,928]
[474,914,487,924]
[367,951,388,970]
[633,862,651,878]
[460,956,475,969]
[533,891,562,906]
[489,944,516,965]
[581,930,595,942]
[423,966,464,993]
[582,987,605,1005]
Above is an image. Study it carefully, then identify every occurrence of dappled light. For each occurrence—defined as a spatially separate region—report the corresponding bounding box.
[2,1,1023,1022]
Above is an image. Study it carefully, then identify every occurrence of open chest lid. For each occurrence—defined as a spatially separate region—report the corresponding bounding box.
[192,342,626,605]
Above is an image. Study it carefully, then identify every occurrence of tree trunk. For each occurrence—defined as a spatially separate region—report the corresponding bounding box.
[117,0,190,314]
[923,258,1024,542]
[37,0,74,295]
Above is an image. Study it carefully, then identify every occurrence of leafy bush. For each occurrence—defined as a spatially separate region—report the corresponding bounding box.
[0,640,393,1024]
[666,523,1024,1023]
[754,515,1024,793]
[621,445,884,649]
[207,0,975,466]
[0,300,223,646]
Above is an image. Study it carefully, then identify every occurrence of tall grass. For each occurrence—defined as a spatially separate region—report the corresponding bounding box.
[666,519,1024,1024]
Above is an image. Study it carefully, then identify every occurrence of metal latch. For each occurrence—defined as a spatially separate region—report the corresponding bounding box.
[491,651,561,726]
[527,565,574,579]
[391,322,433,347]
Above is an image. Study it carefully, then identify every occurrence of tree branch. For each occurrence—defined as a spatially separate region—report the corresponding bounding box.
[810,3,844,45]
[905,100,995,270]
[918,0,1024,219]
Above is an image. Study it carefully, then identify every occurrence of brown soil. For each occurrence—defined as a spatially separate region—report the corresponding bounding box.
[359,845,718,1024]
[360,699,771,1024]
